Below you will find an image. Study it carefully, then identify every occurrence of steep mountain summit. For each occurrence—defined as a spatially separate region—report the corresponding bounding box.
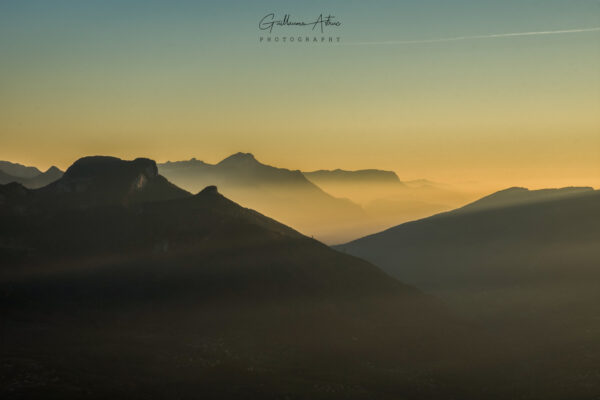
[216,152,310,186]
[198,184,219,195]
[45,166,62,173]
[217,152,259,166]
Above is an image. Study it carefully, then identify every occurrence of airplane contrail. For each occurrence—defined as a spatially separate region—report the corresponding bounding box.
[342,27,600,46]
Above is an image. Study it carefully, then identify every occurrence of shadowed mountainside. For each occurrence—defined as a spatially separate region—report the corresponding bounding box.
[338,186,599,291]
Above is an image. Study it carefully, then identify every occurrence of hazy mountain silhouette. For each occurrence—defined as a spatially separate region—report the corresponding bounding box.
[0,161,63,189]
[404,179,445,188]
[303,168,404,185]
[302,168,405,203]
[337,187,600,398]
[161,152,327,190]
[0,160,42,179]
[301,167,477,237]
[23,166,63,188]
[1,155,496,400]
[455,186,594,213]
[158,154,483,243]
[158,153,368,243]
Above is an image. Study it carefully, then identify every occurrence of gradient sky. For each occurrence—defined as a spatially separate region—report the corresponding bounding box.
[1,0,599,189]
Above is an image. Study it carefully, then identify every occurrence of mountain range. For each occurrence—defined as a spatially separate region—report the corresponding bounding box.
[0,155,478,244]
[158,153,479,243]
[1,155,598,398]
[0,155,490,399]
[0,161,42,179]
[158,153,373,243]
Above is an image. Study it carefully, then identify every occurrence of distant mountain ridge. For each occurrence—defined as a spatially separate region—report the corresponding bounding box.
[454,186,594,214]
[303,169,403,185]
[301,165,475,233]
[0,160,41,179]
[161,152,327,189]
[0,160,63,188]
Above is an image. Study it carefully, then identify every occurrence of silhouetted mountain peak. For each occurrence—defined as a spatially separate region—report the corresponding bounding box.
[218,152,258,166]
[45,166,62,174]
[64,156,158,181]
[198,185,219,196]
[37,156,188,207]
